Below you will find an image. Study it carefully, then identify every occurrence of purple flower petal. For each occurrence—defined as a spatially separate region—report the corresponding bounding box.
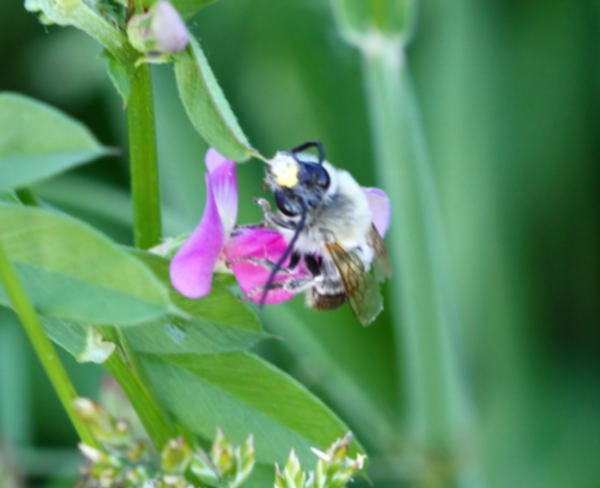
[170,177,225,298]
[224,227,307,304]
[363,187,391,236]
[205,148,237,235]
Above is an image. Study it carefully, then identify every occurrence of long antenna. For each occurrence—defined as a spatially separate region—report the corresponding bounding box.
[290,141,325,165]
[259,203,307,307]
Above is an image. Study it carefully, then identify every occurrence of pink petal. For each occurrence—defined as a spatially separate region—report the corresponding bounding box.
[224,227,307,304]
[170,177,225,298]
[205,148,237,235]
[363,187,391,236]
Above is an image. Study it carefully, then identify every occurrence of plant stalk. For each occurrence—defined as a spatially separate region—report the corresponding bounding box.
[0,242,99,449]
[362,39,479,486]
[127,63,162,249]
[102,327,175,449]
[119,61,174,449]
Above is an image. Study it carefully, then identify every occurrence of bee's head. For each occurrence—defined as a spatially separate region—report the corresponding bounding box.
[266,142,331,217]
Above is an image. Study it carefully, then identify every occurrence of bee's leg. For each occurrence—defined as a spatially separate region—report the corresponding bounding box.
[248,275,316,299]
[227,257,295,273]
[254,198,296,230]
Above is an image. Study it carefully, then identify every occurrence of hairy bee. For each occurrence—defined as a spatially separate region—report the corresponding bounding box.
[256,141,390,326]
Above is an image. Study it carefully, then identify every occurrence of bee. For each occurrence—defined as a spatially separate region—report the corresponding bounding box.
[255,141,390,326]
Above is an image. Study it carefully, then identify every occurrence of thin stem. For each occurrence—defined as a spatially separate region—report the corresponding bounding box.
[0,242,98,449]
[362,39,480,486]
[102,327,175,449]
[127,63,162,249]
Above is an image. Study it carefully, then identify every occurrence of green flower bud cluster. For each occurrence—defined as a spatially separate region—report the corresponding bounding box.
[275,434,366,488]
[74,398,364,488]
[74,398,256,488]
[75,398,151,487]
[154,430,256,488]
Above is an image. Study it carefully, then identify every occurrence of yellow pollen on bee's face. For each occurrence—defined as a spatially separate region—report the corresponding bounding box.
[270,155,299,188]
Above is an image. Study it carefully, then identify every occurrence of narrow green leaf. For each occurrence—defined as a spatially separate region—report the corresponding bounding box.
[139,350,363,468]
[0,204,172,325]
[103,50,131,105]
[0,92,112,191]
[125,251,267,354]
[174,38,255,161]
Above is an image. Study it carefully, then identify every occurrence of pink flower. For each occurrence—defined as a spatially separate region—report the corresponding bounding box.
[363,187,391,237]
[170,148,392,305]
[169,149,304,304]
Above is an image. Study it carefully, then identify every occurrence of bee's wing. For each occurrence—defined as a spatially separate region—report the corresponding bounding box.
[325,241,383,326]
[368,224,392,282]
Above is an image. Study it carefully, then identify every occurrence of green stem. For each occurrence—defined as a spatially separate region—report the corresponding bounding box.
[102,327,175,449]
[127,64,162,249]
[0,242,98,449]
[362,39,479,486]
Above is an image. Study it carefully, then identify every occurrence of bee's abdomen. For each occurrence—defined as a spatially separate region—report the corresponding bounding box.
[306,289,347,310]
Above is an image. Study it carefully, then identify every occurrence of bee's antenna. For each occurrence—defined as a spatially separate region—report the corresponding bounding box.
[291,141,325,165]
[259,202,307,307]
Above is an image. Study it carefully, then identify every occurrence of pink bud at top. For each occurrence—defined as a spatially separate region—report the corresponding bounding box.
[127,0,189,56]
[151,0,189,53]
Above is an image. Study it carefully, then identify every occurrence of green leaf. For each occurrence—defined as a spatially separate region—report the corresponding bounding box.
[125,252,267,354]
[139,350,363,468]
[0,204,172,325]
[174,38,255,161]
[0,92,112,191]
[103,50,131,105]
[42,316,87,357]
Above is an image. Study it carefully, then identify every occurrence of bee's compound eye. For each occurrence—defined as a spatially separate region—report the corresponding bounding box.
[275,189,301,217]
[302,163,330,189]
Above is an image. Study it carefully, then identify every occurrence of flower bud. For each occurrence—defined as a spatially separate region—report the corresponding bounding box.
[161,437,192,474]
[73,397,130,446]
[127,1,189,56]
[210,429,235,477]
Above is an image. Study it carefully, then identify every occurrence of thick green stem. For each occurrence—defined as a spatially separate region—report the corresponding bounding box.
[0,242,98,449]
[121,61,173,449]
[127,64,162,249]
[102,327,175,449]
[362,39,479,486]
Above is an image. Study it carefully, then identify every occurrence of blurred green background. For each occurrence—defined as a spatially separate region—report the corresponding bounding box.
[1,0,599,486]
